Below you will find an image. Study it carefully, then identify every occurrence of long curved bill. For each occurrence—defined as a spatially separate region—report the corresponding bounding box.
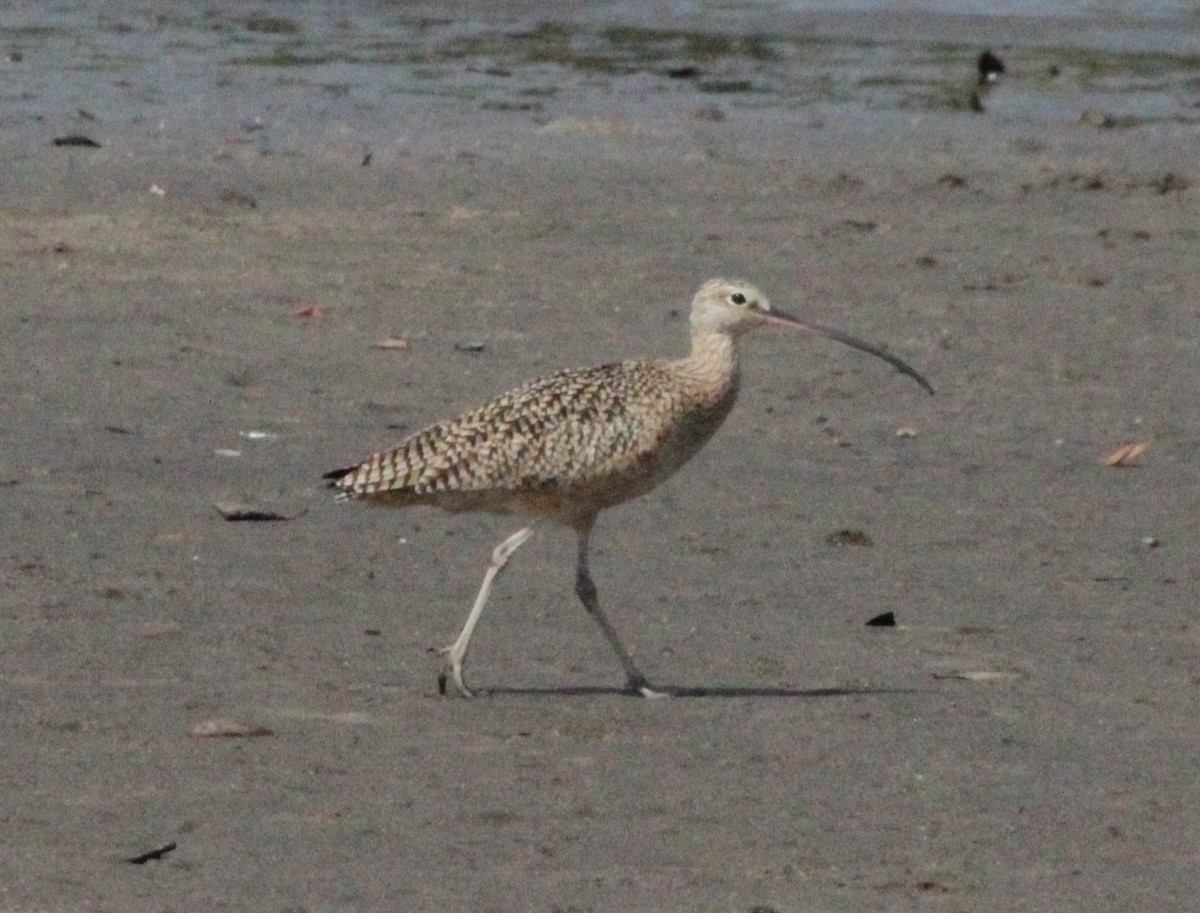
[765,308,934,395]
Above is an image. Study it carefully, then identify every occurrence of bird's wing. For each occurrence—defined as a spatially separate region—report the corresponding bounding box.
[331,361,684,497]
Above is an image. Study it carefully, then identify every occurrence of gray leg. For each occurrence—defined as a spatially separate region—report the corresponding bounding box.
[438,526,533,697]
[574,521,668,698]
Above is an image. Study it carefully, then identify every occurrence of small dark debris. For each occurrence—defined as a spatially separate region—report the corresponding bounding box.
[665,65,701,79]
[699,79,753,94]
[1079,110,1140,130]
[465,65,511,77]
[363,400,406,414]
[53,134,101,148]
[224,368,256,388]
[1147,172,1189,195]
[454,341,486,353]
[77,107,97,121]
[480,100,540,112]
[40,717,82,733]
[830,172,863,189]
[936,173,967,188]
[964,273,1019,292]
[866,611,896,627]
[825,529,874,547]
[843,219,877,232]
[104,424,134,434]
[217,189,257,209]
[126,841,177,865]
[239,14,300,35]
[361,151,372,167]
[215,501,306,522]
[364,628,382,637]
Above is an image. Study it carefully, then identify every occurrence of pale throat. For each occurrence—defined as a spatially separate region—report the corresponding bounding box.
[682,324,741,392]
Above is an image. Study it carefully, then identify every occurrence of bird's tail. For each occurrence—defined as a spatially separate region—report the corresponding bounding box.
[323,466,360,501]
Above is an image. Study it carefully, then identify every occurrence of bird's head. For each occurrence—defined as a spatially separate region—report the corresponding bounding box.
[689,277,934,394]
[689,278,776,337]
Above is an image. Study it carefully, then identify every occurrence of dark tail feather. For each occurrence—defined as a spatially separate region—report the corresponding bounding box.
[323,466,357,486]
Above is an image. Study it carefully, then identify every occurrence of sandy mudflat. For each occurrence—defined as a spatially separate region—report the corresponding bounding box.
[1,5,1198,912]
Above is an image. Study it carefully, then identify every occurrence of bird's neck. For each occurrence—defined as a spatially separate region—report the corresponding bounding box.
[677,325,739,396]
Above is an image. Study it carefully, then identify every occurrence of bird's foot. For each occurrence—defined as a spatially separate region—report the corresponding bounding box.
[626,674,671,699]
[436,648,475,698]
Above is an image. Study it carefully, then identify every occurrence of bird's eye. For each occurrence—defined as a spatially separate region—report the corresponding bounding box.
[731,293,747,305]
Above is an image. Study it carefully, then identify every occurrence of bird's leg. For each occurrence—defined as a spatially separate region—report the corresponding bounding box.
[438,526,533,697]
[574,523,669,698]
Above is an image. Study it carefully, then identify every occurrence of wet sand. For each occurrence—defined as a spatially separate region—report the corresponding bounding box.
[2,5,1198,912]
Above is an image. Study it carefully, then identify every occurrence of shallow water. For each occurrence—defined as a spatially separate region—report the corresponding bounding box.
[2,1,1198,156]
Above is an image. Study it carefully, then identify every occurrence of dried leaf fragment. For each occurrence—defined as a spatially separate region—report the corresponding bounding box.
[374,336,411,351]
[126,841,177,864]
[1103,442,1147,467]
[214,501,305,522]
[190,718,273,738]
[933,670,1024,682]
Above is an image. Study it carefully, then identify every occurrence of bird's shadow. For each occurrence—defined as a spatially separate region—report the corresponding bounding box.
[478,683,920,699]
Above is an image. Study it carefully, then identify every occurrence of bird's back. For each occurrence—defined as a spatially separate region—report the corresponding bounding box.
[327,357,738,524]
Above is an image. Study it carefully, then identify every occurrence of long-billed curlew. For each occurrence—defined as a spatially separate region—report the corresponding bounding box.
[325,278,932,697]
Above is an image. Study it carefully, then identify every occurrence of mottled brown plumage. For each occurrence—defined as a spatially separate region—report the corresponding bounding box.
[327,278,931,697]
[330,352,738,522]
